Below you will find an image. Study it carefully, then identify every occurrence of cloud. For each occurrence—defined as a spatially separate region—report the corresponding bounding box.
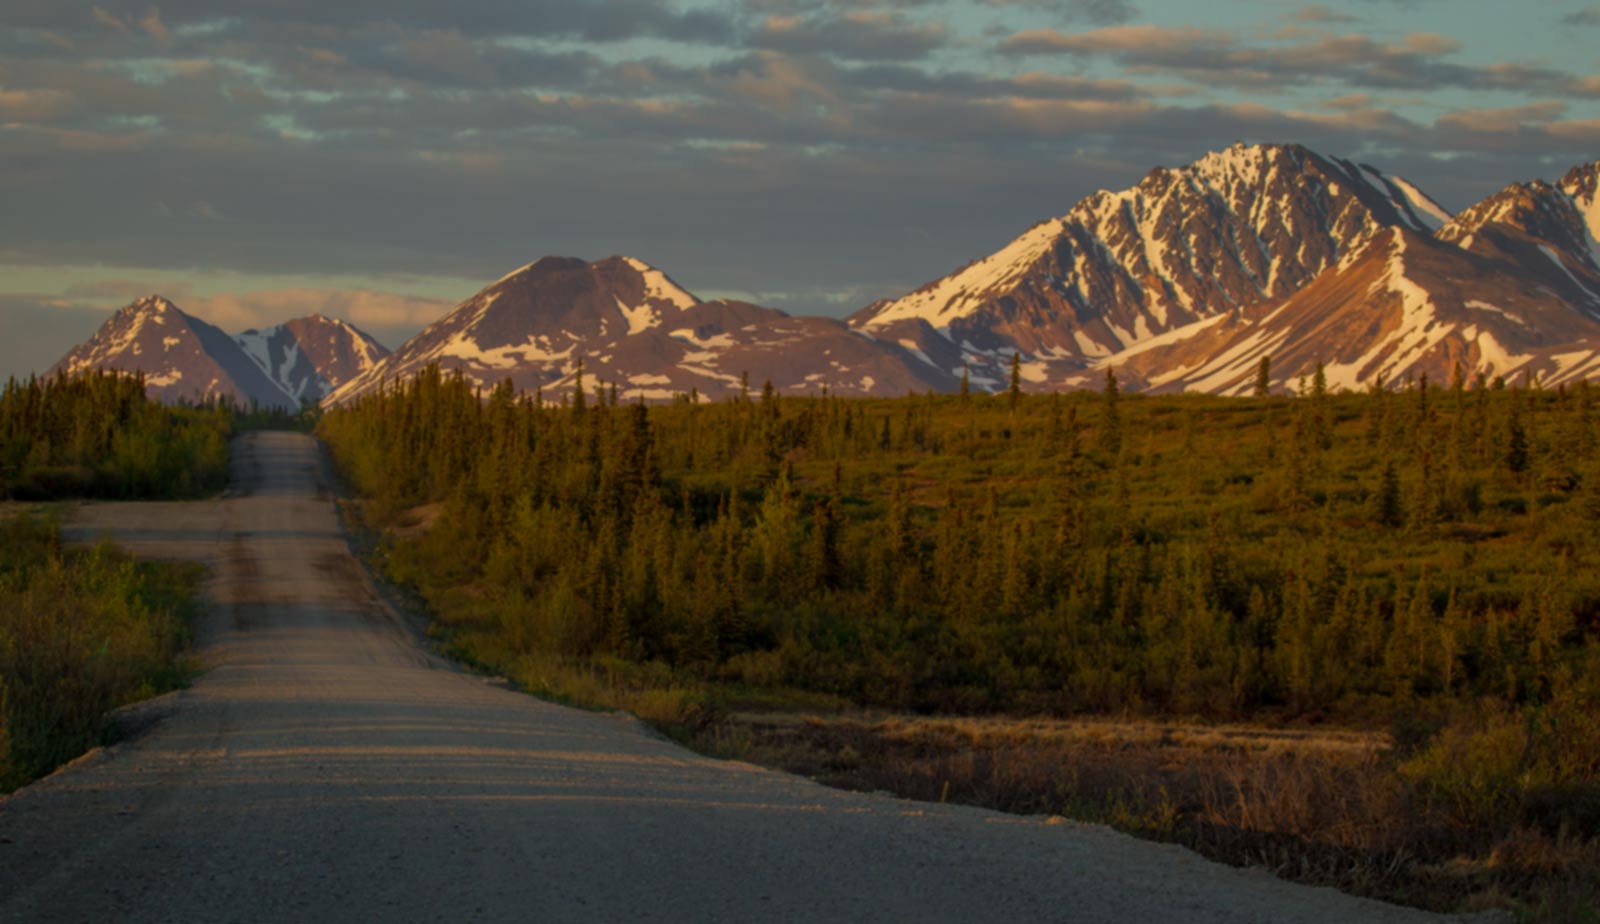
[1435,102,1568,136]
[750,10,949,61]
[996,24,1600,97]
[139,8,171,44]
[0,296,118,382]
[1293,4,1358,23]
[980,0,1137,25]
[4,0,1599,338]
[183,287,450,337]
[1563,4,1600,24]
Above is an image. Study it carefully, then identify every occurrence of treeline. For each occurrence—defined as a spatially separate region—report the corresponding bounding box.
[0,371,232,499]
[319,363,1600,728]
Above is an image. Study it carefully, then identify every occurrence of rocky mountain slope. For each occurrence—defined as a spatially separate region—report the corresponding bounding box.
[852,143,1600,394]
[1100,161,1600,394]
[50,297,389,410]
[235,314,390,404]
[326,256,951,405]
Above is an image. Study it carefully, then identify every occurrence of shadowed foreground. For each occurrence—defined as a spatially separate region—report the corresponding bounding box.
[0,432,1467,922]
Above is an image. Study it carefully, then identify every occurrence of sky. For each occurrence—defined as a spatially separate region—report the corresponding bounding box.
[4,0,1600,381]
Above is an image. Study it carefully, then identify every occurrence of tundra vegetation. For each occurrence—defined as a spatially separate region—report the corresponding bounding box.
[320,363,1600,920]
[0,372,219,791]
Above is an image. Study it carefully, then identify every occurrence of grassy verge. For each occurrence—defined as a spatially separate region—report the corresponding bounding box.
[0,510,203,792]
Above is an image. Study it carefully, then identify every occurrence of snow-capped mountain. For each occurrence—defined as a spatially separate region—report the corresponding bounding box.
[50,297,392,410]
[1102,225,1600,394]
[50,296,301,409]
[235,314,390,404]
[327,255,951,405]
[50,148,1600,406]
[848,143,1449,386]
[851,143,1600,394]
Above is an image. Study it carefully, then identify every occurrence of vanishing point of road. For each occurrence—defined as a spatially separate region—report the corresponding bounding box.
[0,432,1471,922]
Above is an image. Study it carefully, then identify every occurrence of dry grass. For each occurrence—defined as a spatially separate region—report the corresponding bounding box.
[698,711,1598,921]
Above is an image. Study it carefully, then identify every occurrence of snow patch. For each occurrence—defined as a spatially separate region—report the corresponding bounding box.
[1538,244,1600,302]
[1465,300,1529,327]
[862,218,1065,329]
[493,262,538,286]
[1390,176,1452,231]
[614,295,660,336]
[621,257,698,311]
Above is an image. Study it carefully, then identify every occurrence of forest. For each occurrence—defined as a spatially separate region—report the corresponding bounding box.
[319,361,1600,918]
[0,370,217,790]
[319,363,1600,719]
[0,370,232,499]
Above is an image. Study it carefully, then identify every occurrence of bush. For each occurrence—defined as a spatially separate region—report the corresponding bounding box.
[0,514,200,791]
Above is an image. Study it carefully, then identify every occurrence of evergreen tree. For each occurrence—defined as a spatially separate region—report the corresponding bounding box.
[1254,355,1271,399]
[571,356,587,419]
[1098,368,1122,460]
[1008,353,1022,413]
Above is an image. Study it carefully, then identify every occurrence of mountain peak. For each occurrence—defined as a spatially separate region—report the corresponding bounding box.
[53,296,298,409]
[852,140,1440,369]
[238,313,391,403]
[127,294,179,314]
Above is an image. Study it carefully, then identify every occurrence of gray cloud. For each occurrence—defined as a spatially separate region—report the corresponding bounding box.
[982,0,1137,25]
[997,24,1600,97]
[0,296,116,382]
[1293,4,1358,23]
[750,11,948,61]
[3,0,1599,381]
[1564,5,1600,25]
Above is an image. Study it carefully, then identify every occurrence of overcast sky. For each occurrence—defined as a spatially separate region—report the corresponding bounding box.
[4,0,1600,381]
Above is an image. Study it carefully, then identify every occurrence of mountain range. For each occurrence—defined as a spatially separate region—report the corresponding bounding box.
[49,296,389,410]
[48,143,1600,403]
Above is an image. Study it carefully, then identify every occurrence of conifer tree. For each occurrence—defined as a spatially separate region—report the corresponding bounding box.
[1098,368,1122,460]
[1505,390,1529,475]
[1375,460,1402,527]
[1008,353,1022,413]
[808,463,844,591]
[1254,355,1271,398]
[571,356,587,419]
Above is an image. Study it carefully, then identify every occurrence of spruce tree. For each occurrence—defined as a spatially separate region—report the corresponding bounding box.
[1098,367,1122,460]
[1254,355,1271,399]
[1008,353,1022,413]
[1372,461,1401,527]
[571,356,587,419]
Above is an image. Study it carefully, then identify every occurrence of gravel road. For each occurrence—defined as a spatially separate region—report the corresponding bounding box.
[0,431,1474,923]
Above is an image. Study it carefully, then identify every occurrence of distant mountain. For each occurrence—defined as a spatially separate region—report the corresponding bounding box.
[49,147,1600,406]
[50,296,299,409]
[235,314,390,404]
[49,297,389,410]
[327,255,951,405]
[848,143,1448,386]
[850,142,1600,394]
[1103,226,1600,394]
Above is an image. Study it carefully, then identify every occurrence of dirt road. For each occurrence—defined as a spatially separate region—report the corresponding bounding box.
[0,432,1469,922]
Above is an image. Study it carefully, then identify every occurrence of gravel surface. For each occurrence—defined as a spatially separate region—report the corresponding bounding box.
[0,431,1477,923]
